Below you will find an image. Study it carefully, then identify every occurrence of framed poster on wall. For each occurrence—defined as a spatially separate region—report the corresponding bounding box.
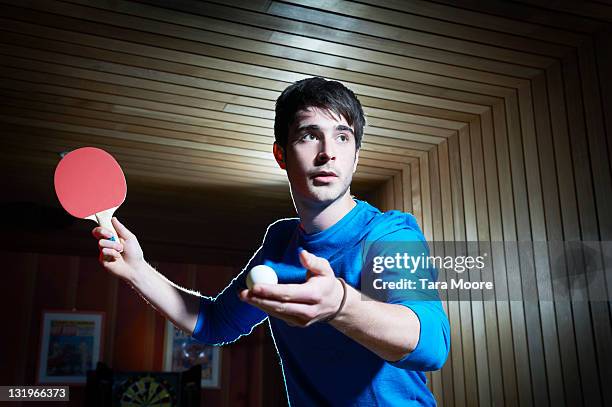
[37,310,104,384]
[163,320,221,388]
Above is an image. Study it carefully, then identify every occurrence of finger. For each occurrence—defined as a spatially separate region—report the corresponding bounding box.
[238,289,250,301]
[252,283,319,304]
[98,238,124,252]
[299,249,333,277]
[244,294,313,318]
[100,247,121,260]
[112,217,136,240]
[92,226,114,240]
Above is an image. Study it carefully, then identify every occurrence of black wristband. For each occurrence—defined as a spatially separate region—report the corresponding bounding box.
[324,277,347,323]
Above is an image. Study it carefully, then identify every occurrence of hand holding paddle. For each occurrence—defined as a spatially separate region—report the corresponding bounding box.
[93,217,146,282]
[54,147,144,279]
[54,147,126,241]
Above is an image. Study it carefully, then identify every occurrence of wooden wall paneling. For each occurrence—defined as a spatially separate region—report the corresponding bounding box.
[490,100,534,406]
[2,1,507,114]
[366,116,456,140]
[447,128,480,407]
[532,70,583,406]
[457,123,492,406]
[0,62,270,113]
[435,0,606,35]
[0,28,285,98]
[0,128,288,187]
[111,264,155,370]
[324,0,571,58]
[25,255,72,385]
[360,96,479,127]
[274,0,555,68]
[504,87,549,407]
[419,153,433,241]
[195,264,243,404]
[478,107,519,406]
[577,41,612,405]
[1,252,37,386]
[526,72,582,405]
[561,53,605,406]
[426,150,443,245]
[594,30,612,203]
[392,172,404,211]
[379,177,395,212]
[266,2,539,79]
[520,77,567,407]
[426,146,450,407]
[515,0,612,21]
[402,165,413,214]
[0,128,284,181]
[361,0,585,46]
[410,161,423,229]
[0,112,275,163]
[0,145,280,192]
[206,0,534,86]
[365,106,465,132]
[467,115,506,405]
[594,33,612,375]
[110,0,536,86]
[437,140,466,407]
[4,118,278,175]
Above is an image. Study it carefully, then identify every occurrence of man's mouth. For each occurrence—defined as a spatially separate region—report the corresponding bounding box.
[310,171,338,183]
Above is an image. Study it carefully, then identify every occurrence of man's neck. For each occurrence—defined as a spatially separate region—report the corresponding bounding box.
[296,192,357,234]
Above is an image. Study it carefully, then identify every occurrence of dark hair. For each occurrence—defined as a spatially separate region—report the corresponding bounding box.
[274,77,365,151]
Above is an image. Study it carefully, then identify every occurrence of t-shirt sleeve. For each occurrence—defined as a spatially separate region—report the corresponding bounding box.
[191,247,268,345]
[361,225,450,371]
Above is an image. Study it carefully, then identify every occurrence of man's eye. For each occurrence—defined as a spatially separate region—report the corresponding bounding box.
[301,133,317,141]
[337,134,349,142]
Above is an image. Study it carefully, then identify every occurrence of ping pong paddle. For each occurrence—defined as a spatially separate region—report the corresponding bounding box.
[54,147,126,241]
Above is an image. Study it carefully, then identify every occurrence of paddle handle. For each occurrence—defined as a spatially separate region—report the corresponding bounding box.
[95,207,119,242]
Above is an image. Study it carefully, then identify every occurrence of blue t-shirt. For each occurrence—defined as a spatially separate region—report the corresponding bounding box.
[193,199,450,406]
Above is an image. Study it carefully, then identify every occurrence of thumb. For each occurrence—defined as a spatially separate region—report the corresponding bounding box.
[112,217,135,240]
[299,249,333,278]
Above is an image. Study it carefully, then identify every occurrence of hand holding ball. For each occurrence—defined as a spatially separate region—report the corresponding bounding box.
[246,265,278,290]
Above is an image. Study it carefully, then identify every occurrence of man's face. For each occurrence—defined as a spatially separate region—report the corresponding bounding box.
[277,107,359,206]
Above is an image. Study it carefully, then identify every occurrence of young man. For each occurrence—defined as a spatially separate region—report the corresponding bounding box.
[94,77,450,406]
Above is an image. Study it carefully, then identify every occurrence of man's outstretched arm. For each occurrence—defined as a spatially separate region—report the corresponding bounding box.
[94,217,201,334]
[240,249,450,370]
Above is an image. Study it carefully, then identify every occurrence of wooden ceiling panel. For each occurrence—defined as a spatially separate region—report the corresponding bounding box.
[0,0,605,219]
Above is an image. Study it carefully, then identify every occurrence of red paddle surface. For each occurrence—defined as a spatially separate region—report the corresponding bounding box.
[54,147,126,219]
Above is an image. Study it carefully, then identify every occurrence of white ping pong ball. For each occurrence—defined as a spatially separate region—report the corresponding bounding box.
[246,265,278,290]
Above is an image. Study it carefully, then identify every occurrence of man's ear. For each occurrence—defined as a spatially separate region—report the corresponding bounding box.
[352,149,360,173]
[273,142,286,170]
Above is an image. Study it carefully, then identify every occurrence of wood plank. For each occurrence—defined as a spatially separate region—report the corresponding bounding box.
[357,0,585,45]
[436,139,466,407]
[275,0,556,66]
[83,0,540,81]
[457,123,491,406]
[503,89,549,406]
[561,54,604,406]
[491,100,534,406]
[532,71,583,406]
[426,146,451,407]
[466,116,505,405]
[410,161,423,229]
[479,108,519,406]
[447,130,480,407]
[0,5,508,110]
[576,41,612,405]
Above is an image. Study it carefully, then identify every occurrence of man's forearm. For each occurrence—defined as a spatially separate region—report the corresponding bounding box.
[330,283,420,362]
[129,261,201,334]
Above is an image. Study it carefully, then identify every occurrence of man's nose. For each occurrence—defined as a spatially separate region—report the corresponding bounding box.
[316,139,336,163]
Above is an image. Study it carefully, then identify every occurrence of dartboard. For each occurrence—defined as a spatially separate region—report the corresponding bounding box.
[117,375,177,406]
